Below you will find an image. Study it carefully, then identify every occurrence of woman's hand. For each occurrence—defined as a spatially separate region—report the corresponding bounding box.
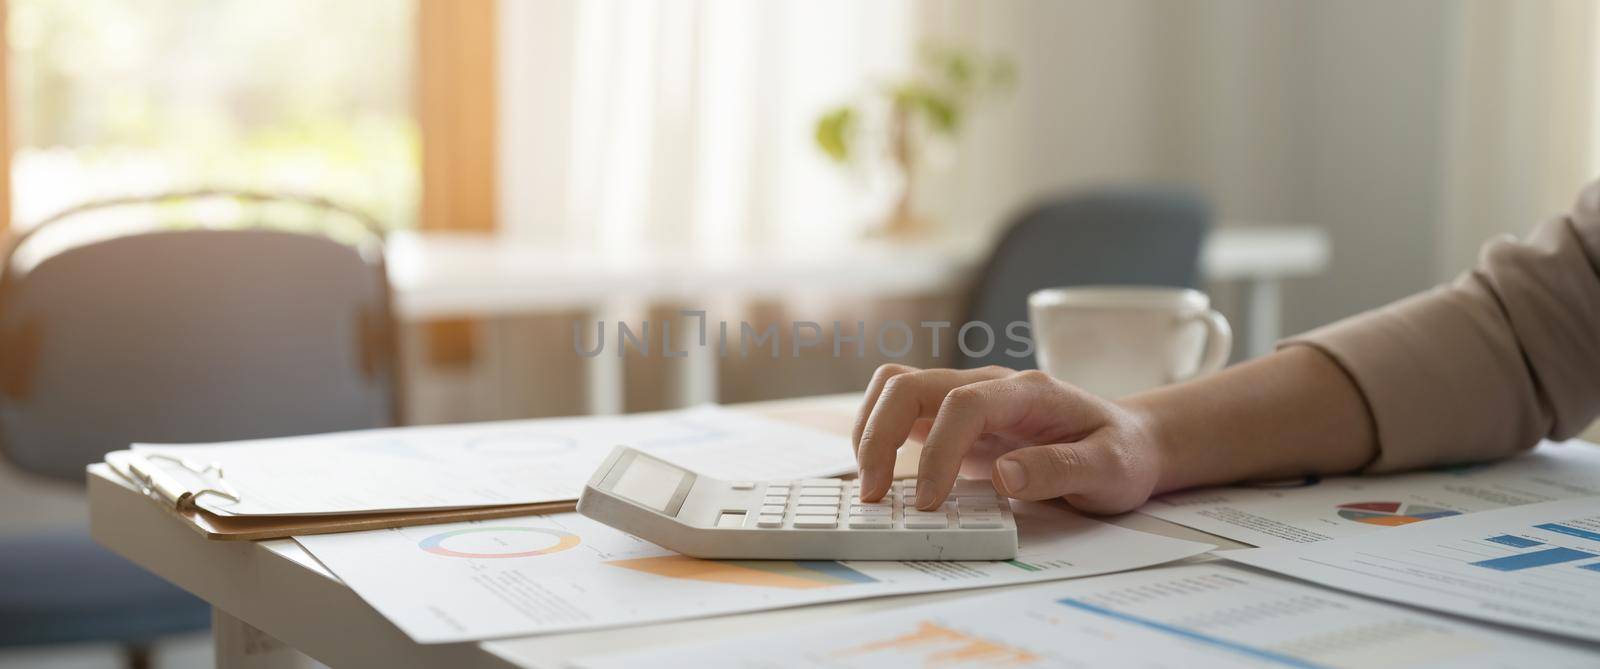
[851,364,1164,514]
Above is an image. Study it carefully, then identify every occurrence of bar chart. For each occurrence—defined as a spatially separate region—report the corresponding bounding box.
[1227,497,1600,643]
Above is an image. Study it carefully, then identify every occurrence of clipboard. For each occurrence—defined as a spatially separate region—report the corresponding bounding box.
[103,450,575,541]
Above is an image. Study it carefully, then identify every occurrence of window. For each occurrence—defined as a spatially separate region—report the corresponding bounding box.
[7,0,419,231]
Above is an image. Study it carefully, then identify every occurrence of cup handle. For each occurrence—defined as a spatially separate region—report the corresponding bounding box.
[1172,309,1232,383]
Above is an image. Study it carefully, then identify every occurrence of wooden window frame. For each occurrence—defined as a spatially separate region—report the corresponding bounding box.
[417,0,498,365]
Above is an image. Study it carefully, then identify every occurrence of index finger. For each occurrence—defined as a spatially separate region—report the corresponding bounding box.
[914,372,1090,509]
[856,366,1013,501]
[852,364,917,455]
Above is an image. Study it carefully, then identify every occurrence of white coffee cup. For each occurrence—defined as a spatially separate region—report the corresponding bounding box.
[1027,286,1232,398]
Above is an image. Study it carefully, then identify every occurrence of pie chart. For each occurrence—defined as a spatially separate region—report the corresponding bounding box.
[1336,501,1461,526]
[461,432,578,458]
[418,527,581,558]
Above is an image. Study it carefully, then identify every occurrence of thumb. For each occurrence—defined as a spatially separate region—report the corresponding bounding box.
[992,442,1134,513]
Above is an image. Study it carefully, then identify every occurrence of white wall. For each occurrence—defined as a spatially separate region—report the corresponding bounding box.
[920,0,1457,336]
[1178,1,1453,335]
[916,0,1189,241]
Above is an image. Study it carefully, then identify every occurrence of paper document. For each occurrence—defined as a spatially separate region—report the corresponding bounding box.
[570,563,1600,669]
[294,503,1213,643]
[134,406,856,516]
[1225,496,1600,643]
[1141,440,1600,546]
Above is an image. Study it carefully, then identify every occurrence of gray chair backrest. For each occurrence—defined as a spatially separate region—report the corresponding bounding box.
[0,227,399,481]
[960,188,1209,370]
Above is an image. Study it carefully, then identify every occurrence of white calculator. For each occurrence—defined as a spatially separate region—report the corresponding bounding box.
[576,446,1018,560]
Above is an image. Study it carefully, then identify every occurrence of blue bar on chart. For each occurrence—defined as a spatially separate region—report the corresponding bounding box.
[1470,547,1597,572]
[1485,535,1543,548]
[1054,598,1320,669]
[1535,523,1600,543]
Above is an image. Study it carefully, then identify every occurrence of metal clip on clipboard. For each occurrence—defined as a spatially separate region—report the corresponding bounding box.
[122,453,242,511]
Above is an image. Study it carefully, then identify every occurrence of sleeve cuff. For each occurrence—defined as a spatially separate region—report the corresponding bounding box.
[1279,282,1545,474]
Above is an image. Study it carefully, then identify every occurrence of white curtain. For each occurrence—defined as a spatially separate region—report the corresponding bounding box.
[497,0,917,254]
[1437,0,1600,279]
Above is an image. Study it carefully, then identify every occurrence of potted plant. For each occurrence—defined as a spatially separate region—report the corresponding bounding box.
[814,44,1014,238]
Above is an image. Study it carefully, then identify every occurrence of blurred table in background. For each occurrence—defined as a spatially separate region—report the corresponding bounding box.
[386,226,1329,412]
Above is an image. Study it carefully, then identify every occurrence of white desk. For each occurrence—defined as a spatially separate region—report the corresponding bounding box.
[387,227,1329,413]
[88,394,1243,669]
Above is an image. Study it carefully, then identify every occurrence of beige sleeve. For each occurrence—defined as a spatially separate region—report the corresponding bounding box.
[1283,181,1600,473]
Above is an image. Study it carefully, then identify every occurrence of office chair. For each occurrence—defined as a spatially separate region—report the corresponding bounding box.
[958,188,1209,370]
[0,190,401,667]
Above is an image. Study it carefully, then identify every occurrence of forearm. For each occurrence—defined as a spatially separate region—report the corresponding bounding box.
[1125,345,1376,493]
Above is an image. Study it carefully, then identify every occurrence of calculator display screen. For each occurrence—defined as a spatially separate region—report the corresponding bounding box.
[611,456,686,512]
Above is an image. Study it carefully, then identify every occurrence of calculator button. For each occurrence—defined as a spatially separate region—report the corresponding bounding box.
[756,515,784,528]
[958,514,1004,529]
[763,496,789,506]
[799,487,841,497]
[848,516,893,529]
[797,505,838,515]
[798,496,841,506]
[760,505,787,515]
[850,505,893,515]
[731,481,756,490]
[904,516,948,529]
[764,485,790,493]
[952,479,991,493]
[794,515,838,528]
[801,479,843,487]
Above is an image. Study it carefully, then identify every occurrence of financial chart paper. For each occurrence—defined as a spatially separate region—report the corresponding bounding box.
[1226,496,1600,643]
[294,503,1213,643]
[571,564,1600,669]
[1141,440,1600,546]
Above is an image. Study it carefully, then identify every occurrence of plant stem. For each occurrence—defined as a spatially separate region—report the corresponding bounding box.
[888,98,918,236]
